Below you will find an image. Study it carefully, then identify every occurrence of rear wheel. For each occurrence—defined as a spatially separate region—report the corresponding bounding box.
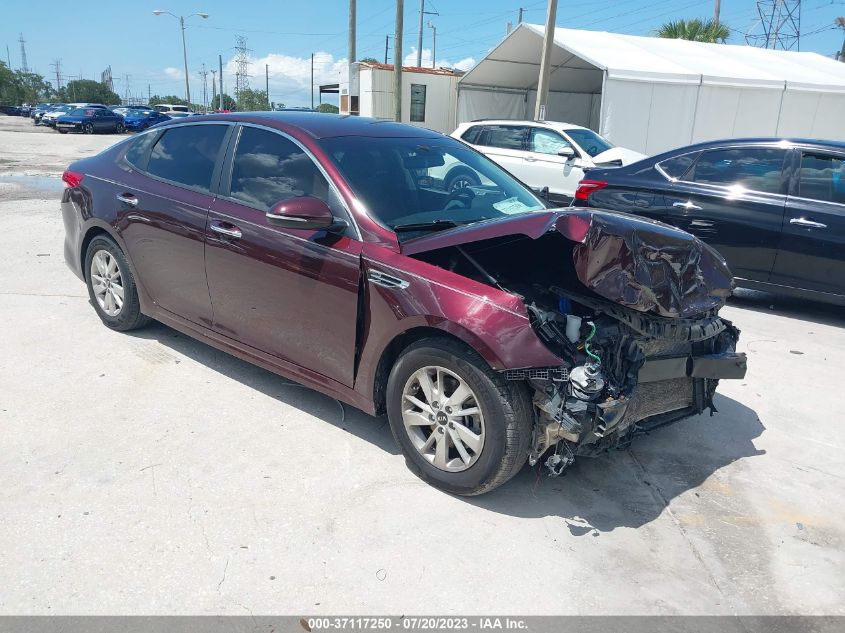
[84,236,149,331]
[386,338,533,495]
[57,129,67,134]
[444,168,481,193]
[116,122,125,133]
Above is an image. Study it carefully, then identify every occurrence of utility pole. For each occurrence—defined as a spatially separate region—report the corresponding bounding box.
[349,0,356,63]
[394,0,403,121]
[123,73,131,104]
[384,35,390,64]
[518,7,524,23]
[310,53,315,109]
[714,0,721,25]
[416,0,424,66]
[427,21,437,68]
[534,0,558,121]
[148,84,151,104]
[50,59,62,92]
[210,70,217,109]
[200,64,208,111]
[5,45,11,68]
[837,17,845,62]
[218,54,224,108]
[265,63,269,109]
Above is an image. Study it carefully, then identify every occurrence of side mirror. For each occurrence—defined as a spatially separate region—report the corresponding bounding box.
[265,196,341,231]
[558,146,575,159]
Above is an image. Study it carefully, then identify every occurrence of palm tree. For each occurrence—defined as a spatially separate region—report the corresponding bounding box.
[657,18,731,43]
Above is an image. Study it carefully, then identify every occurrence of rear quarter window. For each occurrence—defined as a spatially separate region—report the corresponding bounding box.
[124,132,158,170]
[461,126,482,144]
[657,152,700,180]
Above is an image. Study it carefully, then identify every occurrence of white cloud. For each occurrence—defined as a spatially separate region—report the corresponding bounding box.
[402,47,476,72]
[164,67,183,80]
[222,51,348,107]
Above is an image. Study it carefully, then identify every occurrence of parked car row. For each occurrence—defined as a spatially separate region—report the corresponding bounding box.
[0,102,204,134]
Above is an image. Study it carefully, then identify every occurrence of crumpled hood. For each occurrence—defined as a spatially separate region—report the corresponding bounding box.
[402,209,734,318]
[591,146,647,167]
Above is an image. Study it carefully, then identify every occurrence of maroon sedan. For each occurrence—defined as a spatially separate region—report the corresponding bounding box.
[61,113,746,495]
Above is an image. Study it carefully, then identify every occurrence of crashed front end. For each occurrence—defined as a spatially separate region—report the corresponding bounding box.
[406,209,747,476]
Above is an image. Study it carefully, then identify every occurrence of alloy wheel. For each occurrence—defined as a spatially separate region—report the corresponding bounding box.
[401,366,486,472]
[90,250,124,317]
[84,123,94,134]
[449,176,475,192]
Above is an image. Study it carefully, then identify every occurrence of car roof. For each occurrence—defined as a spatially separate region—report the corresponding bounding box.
[654,138,845,158]
[158,111,445,140]
[461,119,588,132]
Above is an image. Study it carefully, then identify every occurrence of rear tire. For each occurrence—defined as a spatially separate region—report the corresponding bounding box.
[58,129,67,134]
[84,235,149,331]
[386,338,533,496]
[116,122,125,133]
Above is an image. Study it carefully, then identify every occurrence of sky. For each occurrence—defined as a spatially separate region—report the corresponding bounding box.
[2,0,845,107]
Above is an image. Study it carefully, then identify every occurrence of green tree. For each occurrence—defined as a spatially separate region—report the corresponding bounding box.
[317,103,339,114]
[236,88,270,112]
[210,93,236,110]
[0,64,54,104]
[657,18,730,43]
[149,94,189,107]
[359,57,380,64]
[60,79,120,104]
[0,62,20,104]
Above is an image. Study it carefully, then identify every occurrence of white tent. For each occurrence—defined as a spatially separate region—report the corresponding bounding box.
[457,24,845,155]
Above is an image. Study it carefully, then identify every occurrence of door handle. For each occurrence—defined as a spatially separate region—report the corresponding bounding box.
[673,201,703,211]
[524,156,537,162]
[209,221,243,239]
[789,217,827,229]
[116,192,138,207]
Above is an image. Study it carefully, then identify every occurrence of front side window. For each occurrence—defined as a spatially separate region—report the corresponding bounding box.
[228,126,329,210]
[321,136,545,234]
[478,125,527,151]
[530,128,572,155]
[410,84,427,123]
[564,128,613,157]
[798,153,845,204]
[688,148,786,194]
[146,124,228,192]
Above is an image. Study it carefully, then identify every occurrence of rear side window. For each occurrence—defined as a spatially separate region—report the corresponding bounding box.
[688,148,786,194]
[146,124,228,192]
[657,152,699,180]
[125,132,158,170]
[228,127,329,210]
[478,125,527,151]
[798,153,845,204]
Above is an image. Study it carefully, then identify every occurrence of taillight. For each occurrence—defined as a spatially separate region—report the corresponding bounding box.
[62,170,84,188]
[574,179,608,202]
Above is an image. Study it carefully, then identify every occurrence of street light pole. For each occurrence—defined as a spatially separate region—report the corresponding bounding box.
[153,10,209,107]
[427,21,436,68]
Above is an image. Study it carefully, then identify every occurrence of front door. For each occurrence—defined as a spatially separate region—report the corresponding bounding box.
[770,149,845,296]
[525,127,584,200]
[653,146,788,283]
[204,125,362,387]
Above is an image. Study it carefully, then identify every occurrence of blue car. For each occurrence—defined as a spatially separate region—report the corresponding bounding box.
[122,109,170,132]
[55,107,125,134]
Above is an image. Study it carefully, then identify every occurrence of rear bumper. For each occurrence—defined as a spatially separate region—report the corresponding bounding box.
[61,193,85,282]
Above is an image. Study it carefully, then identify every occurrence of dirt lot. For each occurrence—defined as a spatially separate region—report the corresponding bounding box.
[0,114,843,615]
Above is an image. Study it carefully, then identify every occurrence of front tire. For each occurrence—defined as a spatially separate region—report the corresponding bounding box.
[58,129,67,134]
[386,338,533,496]
[84,123,94,134]
[116,122,125,133]
[444,168,481,193]
[84,236,149,331]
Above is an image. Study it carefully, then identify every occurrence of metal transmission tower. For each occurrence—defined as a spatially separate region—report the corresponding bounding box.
[234,36,251,101]
[50,59,63,91]
[745,0,802,51]
[18,33,29,73]
[101,65,114,92]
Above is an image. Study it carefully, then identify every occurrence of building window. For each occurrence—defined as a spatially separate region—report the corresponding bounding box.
[410,84,426,122]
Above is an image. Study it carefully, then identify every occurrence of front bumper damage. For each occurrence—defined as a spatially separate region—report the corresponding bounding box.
[507,291,746,476]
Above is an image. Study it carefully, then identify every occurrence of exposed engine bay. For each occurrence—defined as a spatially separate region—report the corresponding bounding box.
[408,210,748,476]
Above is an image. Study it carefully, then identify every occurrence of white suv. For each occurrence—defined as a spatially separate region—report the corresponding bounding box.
[451,120,646,204]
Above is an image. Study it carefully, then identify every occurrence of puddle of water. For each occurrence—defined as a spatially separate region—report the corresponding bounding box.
[0,174,63,192]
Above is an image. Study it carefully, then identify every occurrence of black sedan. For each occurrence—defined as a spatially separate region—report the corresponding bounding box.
[576,138,845,306]
[56,107,125,134]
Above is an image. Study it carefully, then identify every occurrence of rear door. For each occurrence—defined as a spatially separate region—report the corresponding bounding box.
[526,127,583,200]
[655,146,788,283]
[117,123,231,326]
[204,125,362,387]
[770,149,845,296]
[470,125,532,183]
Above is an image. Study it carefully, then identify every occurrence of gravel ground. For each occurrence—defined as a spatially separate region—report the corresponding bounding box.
[0,114,843,616]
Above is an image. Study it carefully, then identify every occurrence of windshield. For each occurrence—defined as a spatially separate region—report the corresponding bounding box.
[564,129,614,157]
[320,136,545,234]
